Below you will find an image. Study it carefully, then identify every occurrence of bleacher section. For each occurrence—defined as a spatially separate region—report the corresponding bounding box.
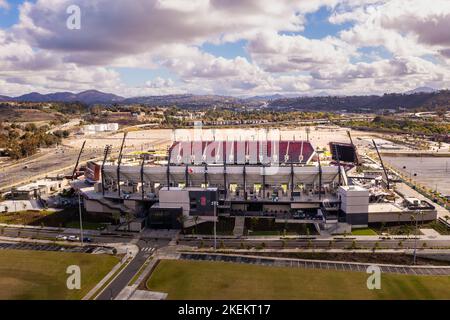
[169,140,315,165]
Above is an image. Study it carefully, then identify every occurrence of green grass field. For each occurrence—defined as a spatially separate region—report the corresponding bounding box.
[0,250,119,300]
[146,260,450,300]
[351,228,378,236]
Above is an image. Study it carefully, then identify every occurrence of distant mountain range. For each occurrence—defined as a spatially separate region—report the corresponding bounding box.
[0,87,448,111]
[0,90,124,104]
[404,86,437,94]
[268,89,449,112]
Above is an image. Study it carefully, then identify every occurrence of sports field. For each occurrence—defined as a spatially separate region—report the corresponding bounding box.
[0,250,119,300]
[147,260,450,300]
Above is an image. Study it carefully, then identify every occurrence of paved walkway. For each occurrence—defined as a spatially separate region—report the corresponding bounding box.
[233,216,245,236]
[395,183,449,218]
[420,228,441,238]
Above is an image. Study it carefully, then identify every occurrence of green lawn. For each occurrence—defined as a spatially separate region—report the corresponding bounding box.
[0,250,119,300]
[147,260,450,300]
[65,221,107,230]
[351,228,378,236]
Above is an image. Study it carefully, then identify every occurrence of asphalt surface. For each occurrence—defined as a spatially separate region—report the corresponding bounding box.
[181,253,450,275]
[96,239,168,300]
[0,226,130,244]
[0,242,97,253]
[0,146,100,191]
[179,238,450,250]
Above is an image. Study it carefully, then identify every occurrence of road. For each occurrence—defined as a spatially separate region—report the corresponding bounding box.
[0,225,130,244]
[96,239,169,300]
[0,141,167,192]
[0,146,99,191]
[179,237,450,250]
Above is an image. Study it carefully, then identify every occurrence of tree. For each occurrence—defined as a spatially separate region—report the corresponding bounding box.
[112,211,121,225]
[177,215,188,232]
[193,216,199,235]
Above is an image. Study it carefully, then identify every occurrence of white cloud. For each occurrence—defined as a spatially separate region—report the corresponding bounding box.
[0,0,450,96]
[0,0,9,10]
[248,32,353,73]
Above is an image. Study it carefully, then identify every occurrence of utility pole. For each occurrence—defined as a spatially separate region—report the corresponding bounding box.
[78,192,84,246]
[212,200,218,251]
[413,211,420,265]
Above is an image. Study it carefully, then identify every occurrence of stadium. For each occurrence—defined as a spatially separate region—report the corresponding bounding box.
[78,135,437,233]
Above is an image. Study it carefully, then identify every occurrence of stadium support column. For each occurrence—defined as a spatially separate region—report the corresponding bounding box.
[334,144,342,186]
[72,140,86,180]
[262,164,266,199]
[140,155,145,201]
[204,163,208,189]
[290,161,294,201]
[101,145,111,197]
[223,160,227,198]
[318,155,323,201]
[243,161,247,200]
[185,164,189,187]
[117,132,127,198]
[372,139,390,189]
[167,150,171,191]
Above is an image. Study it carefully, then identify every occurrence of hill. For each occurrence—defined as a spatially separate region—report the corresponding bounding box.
[1,89,449,111]
[268,90,450,112]
[11,90,124,105]
[123,94,257,109]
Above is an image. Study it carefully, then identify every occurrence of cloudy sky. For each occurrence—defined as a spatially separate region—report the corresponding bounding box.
[0,0,449,97]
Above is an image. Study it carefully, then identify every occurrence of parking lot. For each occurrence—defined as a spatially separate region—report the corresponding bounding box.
[180,253,450,276]
[0,242,96,253]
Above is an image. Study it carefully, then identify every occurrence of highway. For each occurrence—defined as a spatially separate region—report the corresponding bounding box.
[0,139,169,192]
[0,146,99,192]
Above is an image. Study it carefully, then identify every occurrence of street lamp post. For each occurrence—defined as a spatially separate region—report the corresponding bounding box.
[78,192,84,246]
[212,201,218,251]
[413,211,420,265]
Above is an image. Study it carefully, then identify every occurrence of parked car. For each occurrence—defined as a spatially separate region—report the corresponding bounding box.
[56,235,67,241]
[67,235,80,242]
[83,237,93,243]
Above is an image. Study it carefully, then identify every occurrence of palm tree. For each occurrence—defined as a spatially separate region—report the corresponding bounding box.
[177,215,187,233]
[193,216,199,235]
[112,211,121,225]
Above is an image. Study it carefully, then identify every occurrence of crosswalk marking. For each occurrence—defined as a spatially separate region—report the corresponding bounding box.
[141,247,155,253]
